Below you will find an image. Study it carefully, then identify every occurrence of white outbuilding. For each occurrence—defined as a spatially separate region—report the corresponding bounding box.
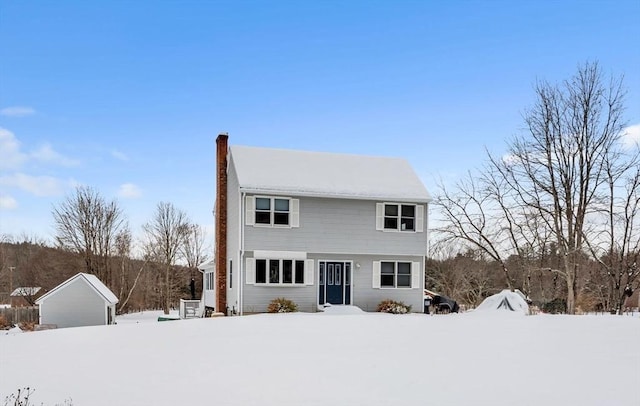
[36,273,118,328]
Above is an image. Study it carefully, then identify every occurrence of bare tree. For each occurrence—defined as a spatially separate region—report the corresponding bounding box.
[180,223,209,300]
[583,149,640,313]
[436,62,630,314]
[3,234,57,298]
[181,223,209,271]
[493,62,627,313]
[52,186,126,284]
[143,202,190,314]
[436,170,533,290]
[113,226,150,313]
[426,244,494,308]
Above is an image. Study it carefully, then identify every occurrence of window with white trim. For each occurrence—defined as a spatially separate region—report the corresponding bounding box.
[246,196,300,227]
[385,204,414,231]
[254,259,307,285]
[373,260,421,289]
[255,197,290,225]
[381,261,411,287]
[205,271,215,291]
[376,203,424,232]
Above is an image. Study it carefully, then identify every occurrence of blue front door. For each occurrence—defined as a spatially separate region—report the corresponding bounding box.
[319,261,351,305]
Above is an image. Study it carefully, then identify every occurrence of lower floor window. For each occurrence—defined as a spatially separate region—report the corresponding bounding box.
[381,261,412,288]
[256,259,305,285]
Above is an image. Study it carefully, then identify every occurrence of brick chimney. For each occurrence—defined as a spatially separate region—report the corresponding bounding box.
[215,133,228,314]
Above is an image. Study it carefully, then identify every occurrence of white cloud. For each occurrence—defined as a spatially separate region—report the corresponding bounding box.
[0,173,70,197]
[111,149,129,161]
[118,183,142,199]
[0,106,36,117]
[0,195,18,210]
[0,128,28,169]
[621,124,640,149]
[31,143,80,166]
[0,127,79,170]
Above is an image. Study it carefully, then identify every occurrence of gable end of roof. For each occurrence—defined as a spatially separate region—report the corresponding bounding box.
[36,273,119,305]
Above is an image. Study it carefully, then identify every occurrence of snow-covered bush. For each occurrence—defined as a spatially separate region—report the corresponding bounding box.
[267,298,298,313]
[376,299,411,314]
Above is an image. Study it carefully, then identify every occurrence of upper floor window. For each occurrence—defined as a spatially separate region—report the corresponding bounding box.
[384,204,415,231]
[376,203,424,232]
[255,197,290,225]
[246,196,300,227]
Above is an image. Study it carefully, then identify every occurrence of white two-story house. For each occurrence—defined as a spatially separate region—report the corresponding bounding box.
[205,134,431,314]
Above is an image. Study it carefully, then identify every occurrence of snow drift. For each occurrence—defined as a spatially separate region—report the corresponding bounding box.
[1,311,639,406]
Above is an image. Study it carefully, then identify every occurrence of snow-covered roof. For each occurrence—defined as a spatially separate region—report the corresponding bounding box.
[36,273,118,305]
[229,145,432,203]
[10,287,42,296]
[198,258,215,271]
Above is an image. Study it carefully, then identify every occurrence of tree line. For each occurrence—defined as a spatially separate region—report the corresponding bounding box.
[0,191,209,315]
[435,61,639,314]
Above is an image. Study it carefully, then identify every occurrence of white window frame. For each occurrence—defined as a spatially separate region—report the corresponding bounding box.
[246,196,300,228]
[372,260,421,289]
[376,202,424,232]
[246,256,314,287]
[205,271,215,291]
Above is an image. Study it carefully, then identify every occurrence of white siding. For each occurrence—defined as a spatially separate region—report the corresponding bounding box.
[39,278,108,328]
[351,256,424,312]
[242,254,424,313]
[226,160,242,314]
[244,196,428,256]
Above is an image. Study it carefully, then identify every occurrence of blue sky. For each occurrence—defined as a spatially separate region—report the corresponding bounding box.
[1,0,639,246]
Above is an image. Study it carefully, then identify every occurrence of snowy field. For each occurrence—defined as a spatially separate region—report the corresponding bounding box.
[1,308,639,406]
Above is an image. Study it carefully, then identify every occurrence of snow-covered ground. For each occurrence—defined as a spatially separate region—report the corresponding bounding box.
[1,308,638,406]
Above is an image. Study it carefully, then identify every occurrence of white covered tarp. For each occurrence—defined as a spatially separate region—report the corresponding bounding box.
[476,289,530,314]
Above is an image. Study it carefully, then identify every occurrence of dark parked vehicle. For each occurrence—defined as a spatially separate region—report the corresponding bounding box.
[432,294,459,313]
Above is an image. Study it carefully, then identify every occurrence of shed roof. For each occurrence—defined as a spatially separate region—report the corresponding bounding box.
[36,273,118,305]
[10,287,42,297]
[229,145,432,203]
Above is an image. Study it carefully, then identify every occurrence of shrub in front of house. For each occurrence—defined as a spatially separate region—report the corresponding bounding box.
[267,297,298,313]
[377,299,411,314]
